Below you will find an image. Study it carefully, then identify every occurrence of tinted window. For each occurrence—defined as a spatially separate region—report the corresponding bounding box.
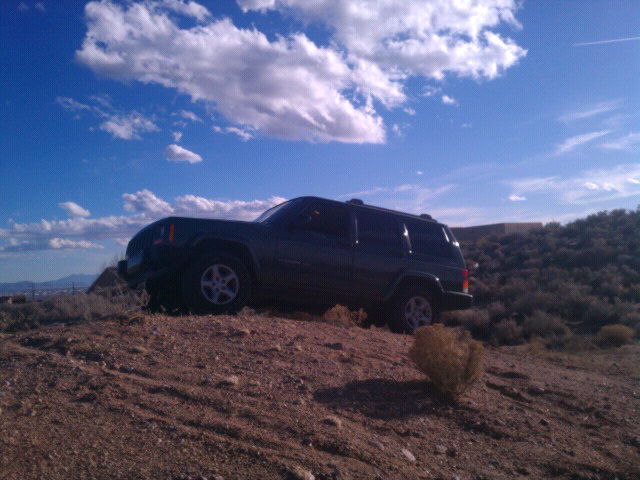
[292,200,350,239]
[356,210,400,253]
[405,219,451,257]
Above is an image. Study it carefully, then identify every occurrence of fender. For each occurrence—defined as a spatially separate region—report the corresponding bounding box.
[188,233,261,277]
[383,270,444,302]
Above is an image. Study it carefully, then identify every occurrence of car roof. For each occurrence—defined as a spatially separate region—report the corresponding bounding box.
[294,196,441,225]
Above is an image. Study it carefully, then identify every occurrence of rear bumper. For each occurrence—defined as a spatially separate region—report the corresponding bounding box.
[441,291,473,311]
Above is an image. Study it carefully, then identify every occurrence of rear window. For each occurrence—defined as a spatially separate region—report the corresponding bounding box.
[404,218,452,257]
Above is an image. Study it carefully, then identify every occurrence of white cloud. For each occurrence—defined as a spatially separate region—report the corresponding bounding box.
[172,131,183,142]
[35,2,45,12]
[226,127,252,141]
[442,95,457,105]
[558,101,621,122]
[59,201,91,217]
[76,0,525,144]
[49,238,102,250]
[164,144,202,163]
[178,110,202,122]
[600,132,640,152]
[1,191,285,253]
[507,163,640,205]
[555,130,611,155]
[100,111,159,140]
[122,189,174,214]
[508,195,526,201]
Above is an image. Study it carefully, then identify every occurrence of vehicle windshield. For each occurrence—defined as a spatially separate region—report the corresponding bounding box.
[254,198,302,224]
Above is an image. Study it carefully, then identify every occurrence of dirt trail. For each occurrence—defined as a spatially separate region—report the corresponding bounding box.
[1,313,638,479]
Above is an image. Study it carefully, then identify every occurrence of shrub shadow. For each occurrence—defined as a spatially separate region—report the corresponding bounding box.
[313,378,454,420]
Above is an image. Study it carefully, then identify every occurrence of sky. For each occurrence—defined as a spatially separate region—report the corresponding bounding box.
[1,0,639,282]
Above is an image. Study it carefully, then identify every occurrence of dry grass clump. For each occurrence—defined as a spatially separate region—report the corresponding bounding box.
[0,291,145,332]
[596,324,635,348]
[322,304,367,327]
[408,324,484,400]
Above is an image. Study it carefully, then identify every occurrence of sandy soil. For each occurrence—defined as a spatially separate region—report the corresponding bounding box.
[1,312,638,480]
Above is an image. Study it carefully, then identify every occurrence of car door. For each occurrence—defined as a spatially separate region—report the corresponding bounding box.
[275,199,354,298]
[352,209,407,300]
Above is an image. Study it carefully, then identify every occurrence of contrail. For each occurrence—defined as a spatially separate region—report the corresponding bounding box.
[573,36,640,47]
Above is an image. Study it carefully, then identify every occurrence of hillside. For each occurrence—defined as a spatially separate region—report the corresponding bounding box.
[1,312,639,480]
[453,208,640,343]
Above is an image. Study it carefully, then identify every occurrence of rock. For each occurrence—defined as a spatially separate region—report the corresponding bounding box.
[515,466,531,475]
[217,375,239,387]
[367,439,384,450]
[288,466,315,480]
[631,436,640,448]
[401,448,416,462]
[325,342,343,350]
[230,328,250,337]
[446,447,457,458]
[323,416,342,428]
[539,418,549,426]
[434,444,447,455]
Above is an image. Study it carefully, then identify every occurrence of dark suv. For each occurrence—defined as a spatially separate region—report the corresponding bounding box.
[118,196,471,333]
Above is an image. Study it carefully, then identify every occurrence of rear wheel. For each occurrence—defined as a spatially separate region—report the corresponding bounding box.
[391,285,438,334]
[182,253,250,314]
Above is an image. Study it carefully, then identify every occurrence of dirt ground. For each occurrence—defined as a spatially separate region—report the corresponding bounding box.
[1,312,638,480]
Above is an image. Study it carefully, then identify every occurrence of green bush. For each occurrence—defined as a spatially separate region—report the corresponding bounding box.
[408,324,484,400]
[596,324,635,348]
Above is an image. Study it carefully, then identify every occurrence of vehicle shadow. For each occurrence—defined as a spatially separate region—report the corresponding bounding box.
[313,378,455,420]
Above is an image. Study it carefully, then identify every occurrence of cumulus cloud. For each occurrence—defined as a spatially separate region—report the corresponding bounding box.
[100,111,159,140]
[59,201,90,217]
[442,95,457,105]
[1,191,285,253]
[164,144,203,163]
[76,0,525,144]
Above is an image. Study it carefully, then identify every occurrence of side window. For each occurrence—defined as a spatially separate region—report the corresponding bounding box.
[405,219,450,257]
[291,200,350,239]
[356,210,400,253]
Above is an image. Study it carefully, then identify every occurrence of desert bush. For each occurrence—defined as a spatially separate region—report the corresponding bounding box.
[442,308,490,340]
[0,291,145,332]
[522,310,570,340]
[596,324,635,348]
[408,324,484,400]
[322,304,367,327]
[491,319,524,345]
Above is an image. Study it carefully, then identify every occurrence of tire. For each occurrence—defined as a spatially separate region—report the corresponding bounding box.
[391,285,439,334]
[181,253,250,314]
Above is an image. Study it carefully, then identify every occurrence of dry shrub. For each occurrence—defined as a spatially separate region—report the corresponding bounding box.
[596,324,635,348]
[408,324,484,399]
[322,304,367,327]
[0,291,145,332]
[522,310,570,339]
[442,308,490,340]
[491,319,524,345]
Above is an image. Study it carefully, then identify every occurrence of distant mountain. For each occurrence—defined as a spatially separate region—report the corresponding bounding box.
[0,274,97,293]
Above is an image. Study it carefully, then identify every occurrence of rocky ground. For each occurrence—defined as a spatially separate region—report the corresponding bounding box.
[0,311,639,480]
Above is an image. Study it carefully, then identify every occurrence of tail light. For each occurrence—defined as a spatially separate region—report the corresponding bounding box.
[462,268,469,293]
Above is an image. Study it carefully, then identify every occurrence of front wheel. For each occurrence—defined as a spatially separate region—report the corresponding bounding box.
[390,286,439,334]
[182,253,250,314]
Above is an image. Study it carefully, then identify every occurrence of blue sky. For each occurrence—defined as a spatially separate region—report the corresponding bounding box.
[1,0,639,282]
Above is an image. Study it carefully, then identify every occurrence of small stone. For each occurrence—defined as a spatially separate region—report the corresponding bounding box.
[515,466,531,475]
[446,447,457,458]
[293,344,303,352]
[631,436,640,448]
[367,440,384,450]
[288,466,315,480]
[401,448,416,462]
[539,418,549,426]
[434,444,447,455]
[323,416,342,428]
[325,342,343,350]
[230,328,250,337]
[217,375,239,387]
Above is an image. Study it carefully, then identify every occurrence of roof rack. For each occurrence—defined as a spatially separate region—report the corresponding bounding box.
[347,198,364,205]
[420,213,433,220]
